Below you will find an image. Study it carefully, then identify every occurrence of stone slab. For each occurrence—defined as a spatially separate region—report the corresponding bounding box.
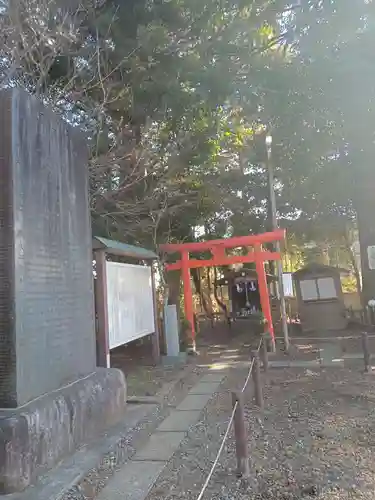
[343,353,365,359]
[8,404,154,500]
[200,373,226,383]
[188,381,221,394]
[290,360,320,367]
[318,343,345,367]
[269,359,346,368]
[269,360,320,368]
[161,353,187,366]
[319,343,342,360]
[268,361,290,368]
[127,396,160,404]
[133,432,185,461]
[0,368,126,494]
[321,361,345,367]
[157,410,201,432]
[97,461,166,500]
[176,393,212,411]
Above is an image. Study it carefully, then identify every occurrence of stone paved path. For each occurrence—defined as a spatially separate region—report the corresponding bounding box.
[96,367,228,500]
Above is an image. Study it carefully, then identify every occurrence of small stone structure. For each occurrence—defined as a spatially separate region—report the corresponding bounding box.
[293,263,348,332]
[0,90,126,493]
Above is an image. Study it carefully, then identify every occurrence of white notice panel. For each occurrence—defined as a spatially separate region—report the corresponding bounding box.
[106,262,155,349]
[300,279,318,301]
[282,273,294,297]
[317,277,337,299]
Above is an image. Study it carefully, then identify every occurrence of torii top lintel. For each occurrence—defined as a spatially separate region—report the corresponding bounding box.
[160,229,285,254]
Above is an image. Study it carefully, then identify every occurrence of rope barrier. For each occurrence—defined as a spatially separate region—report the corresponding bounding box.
[195,402,237,500]
[242,338,262,392]
[195,337,264,500]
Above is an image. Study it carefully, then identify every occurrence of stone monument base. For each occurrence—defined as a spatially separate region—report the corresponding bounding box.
[0,368,126,494]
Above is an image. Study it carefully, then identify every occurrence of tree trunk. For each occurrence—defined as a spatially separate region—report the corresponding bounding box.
[167,270,181,309]
[343,230,362,303]
[354,161,375,307]
[191,268,210,315]
[213,267,228,315]
[205,268,215,326]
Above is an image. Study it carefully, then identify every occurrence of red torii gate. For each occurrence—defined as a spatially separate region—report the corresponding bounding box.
[160,229,286,347]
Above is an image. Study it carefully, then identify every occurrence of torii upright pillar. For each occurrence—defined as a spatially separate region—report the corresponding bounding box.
[254,244,273,338]
[160,229,286,349]
[181,250,194,341]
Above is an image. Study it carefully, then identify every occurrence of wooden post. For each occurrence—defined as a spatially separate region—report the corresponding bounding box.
[251,350,264,409]
[262,334,269,372]
[94,249,110,368]
[362,332,370,373]
[231,391,250,478]
[150,263,161,364]
[361,309,366,325]
[366,307,372,326]
[370,307,375,326]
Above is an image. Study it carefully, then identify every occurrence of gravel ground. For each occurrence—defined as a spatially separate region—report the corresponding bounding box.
[146,354,375,500]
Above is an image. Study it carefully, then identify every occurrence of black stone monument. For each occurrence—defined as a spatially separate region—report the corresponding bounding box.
[0,89,126,493]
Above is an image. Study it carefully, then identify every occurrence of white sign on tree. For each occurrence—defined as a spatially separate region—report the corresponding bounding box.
[106,261,155,349]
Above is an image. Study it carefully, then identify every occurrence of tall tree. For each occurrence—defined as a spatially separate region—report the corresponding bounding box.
[257,0,375,304]
[1,0,294,252]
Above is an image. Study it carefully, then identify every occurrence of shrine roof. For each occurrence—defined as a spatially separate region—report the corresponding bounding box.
[293,263,350,278]
[93,236,158,260]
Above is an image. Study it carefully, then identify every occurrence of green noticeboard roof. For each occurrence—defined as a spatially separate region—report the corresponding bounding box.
[93,236,158,260]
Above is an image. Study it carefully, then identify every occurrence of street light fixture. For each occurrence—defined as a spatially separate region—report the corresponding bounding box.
[265,133,290,352]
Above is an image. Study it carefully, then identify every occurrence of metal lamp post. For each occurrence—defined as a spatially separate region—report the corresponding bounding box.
[265,134,290,352]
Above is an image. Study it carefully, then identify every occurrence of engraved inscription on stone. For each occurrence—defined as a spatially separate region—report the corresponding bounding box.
[0,90,96,407]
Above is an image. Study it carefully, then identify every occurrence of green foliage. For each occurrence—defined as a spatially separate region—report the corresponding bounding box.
[1,0,297,250]
[265,0,375,221]
[5,0,370,285]
[253,0,375,290]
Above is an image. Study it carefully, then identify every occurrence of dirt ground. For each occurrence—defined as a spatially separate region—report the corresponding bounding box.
[110,319,256,397]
